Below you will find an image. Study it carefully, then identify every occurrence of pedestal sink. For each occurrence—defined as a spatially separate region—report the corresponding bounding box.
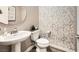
[0,31,31,52]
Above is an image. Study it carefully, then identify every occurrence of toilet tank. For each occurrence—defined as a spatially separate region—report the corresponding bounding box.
[31,30,40,41]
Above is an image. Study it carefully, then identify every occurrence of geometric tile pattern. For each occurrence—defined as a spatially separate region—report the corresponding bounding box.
[39,6,76,51]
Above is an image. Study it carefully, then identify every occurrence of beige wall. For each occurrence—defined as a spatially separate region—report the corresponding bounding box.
[0,6,39,52]
[17,6,39,31]
[19,6,39,51]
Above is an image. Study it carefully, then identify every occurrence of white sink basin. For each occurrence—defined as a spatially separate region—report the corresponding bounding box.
[0,31,31,45]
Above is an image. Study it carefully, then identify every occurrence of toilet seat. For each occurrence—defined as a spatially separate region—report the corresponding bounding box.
[36,38,49,44]
[36,38,49,48]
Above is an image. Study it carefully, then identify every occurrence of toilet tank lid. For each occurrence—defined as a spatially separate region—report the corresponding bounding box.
[36,38,49,44]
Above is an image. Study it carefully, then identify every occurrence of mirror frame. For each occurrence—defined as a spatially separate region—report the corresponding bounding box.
[8,6,16,22]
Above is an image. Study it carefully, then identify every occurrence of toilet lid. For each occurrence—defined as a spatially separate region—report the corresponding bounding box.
[36,38,49,44]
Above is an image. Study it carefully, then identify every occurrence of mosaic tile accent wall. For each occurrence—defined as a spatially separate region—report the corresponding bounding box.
[39,7,76,51]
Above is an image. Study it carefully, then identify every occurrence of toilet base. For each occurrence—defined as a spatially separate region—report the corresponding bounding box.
[36,47,47,52]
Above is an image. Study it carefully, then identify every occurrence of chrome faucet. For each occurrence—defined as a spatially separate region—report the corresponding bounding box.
[10,28,17,34]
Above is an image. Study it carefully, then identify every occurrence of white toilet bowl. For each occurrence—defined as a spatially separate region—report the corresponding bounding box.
[36,38,49,52]
[36,38,49,48]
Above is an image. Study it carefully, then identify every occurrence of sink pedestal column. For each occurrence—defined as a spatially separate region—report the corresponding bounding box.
[11,43,21,52]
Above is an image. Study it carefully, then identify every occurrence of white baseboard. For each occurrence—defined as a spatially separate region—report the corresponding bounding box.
[49,44,75,52]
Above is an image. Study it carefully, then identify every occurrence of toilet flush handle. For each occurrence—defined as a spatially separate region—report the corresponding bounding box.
[45,31,51,38]
[47,31,51,37]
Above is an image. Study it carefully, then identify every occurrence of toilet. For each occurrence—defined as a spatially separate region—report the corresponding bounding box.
[31,30,49,52]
